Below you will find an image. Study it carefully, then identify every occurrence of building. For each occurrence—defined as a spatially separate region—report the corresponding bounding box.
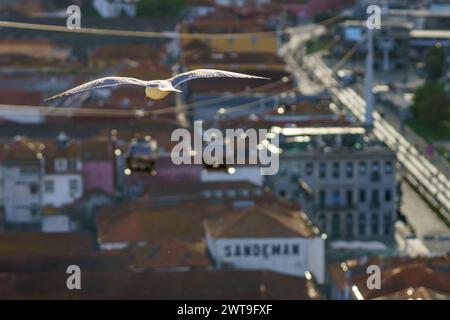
[0,0,44,17]
[95,201,226,250]
[269,127,398,241]
[181,9,279,55]
[262,101,399,241]
[0,40,71,62]
[130,180,267,207]
[272,0,355,20]
[93,0,138,18]
[42,133,83,208]
[329,256,450,300]
[183,50,287,73]
[183,0,216,18]
[204,203,325,283]
[89,44,159,68]
[2,137,44,227]
[335,20,412,71]
[81,137,115,195]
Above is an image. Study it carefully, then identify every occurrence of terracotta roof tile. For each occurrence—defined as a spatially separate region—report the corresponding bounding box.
[329,257,450,300]
[0,232,95,258]
[0,269,320,299]
[127,239,210,270]
[203,204,317,238]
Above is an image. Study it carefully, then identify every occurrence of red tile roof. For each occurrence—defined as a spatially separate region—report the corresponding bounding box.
[90,44,160,62]
[0,232,95,258]
[0,89,43,106]
[203,204,317,238]
[0,269,320,299]
[127,239,210,270]
[2,137,42,163]
[329,257,450,300]
[183,51,286,66]
[96,202,233,243]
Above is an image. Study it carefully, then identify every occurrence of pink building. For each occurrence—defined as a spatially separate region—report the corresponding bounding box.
[81,138,115,195]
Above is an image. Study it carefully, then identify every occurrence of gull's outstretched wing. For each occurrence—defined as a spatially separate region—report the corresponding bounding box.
[169,69,270,88]
[44,76,150,101]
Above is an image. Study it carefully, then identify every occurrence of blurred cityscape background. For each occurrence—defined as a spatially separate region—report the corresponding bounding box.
[0,0,449,299]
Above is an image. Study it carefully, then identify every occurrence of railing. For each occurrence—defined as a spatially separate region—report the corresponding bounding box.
[303,54,450,222]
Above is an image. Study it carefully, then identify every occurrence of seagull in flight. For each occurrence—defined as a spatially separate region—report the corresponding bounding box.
[45,69,269,101]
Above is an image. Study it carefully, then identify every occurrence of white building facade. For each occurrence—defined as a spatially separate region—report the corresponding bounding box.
[206,236,325,283]
[204,206,325,283]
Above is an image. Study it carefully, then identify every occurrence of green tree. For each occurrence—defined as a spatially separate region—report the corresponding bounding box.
[412,81,450,127]
[424,44,445,80]
[136,0,184,18]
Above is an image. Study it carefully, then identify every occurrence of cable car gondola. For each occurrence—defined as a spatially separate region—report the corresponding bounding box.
[125,136,158,174]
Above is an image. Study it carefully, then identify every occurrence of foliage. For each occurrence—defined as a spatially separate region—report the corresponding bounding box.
[136,0,184,18]
[411,81,450,130]
[424,44,446,80]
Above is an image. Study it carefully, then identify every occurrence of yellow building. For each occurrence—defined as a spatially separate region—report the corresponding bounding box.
[0,40,71,61]
[182,19,278,54]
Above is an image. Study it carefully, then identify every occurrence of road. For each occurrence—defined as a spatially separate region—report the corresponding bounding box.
[401,182,449,237]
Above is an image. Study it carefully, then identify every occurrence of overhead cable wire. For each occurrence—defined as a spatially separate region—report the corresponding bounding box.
[0,13,341,40]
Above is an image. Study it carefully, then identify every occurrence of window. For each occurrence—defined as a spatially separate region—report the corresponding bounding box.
[319,162,327,179]
[359,189,366,202]
[253,189,262,197]
[346,190,353,207]
[55,159,67,172]
[371,189,380,208]
[21,167,38,175]
[371,161,381,182]
[69,179,78,195]
[345,213,354,238]
[359,161,366,175]
[345,161,354,178]
[305,162,313,176]
[332,162,340,179]
[331,213,340,237]
[239,189,250,197]
[251,36,257,45]
[30,206,39,216]
[290,174,300,184]
[358,213,366,236]
[29,183,39,194]
[385,161,393,174]
[201,190,212,198]
[319,214,326,232]
[67,159,78,170]
[228,37,235,45]
[371,212,379,235]
[226,189,236,197]
[371,161,380,173]
[385,189,392,202]
[44,180,54,193]
[331,190,341,206]
[319,190,326,208]
[383,213,391,235]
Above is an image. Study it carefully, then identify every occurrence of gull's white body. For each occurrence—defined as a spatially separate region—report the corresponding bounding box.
[145,87,172,100]
[45,69,269,101]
